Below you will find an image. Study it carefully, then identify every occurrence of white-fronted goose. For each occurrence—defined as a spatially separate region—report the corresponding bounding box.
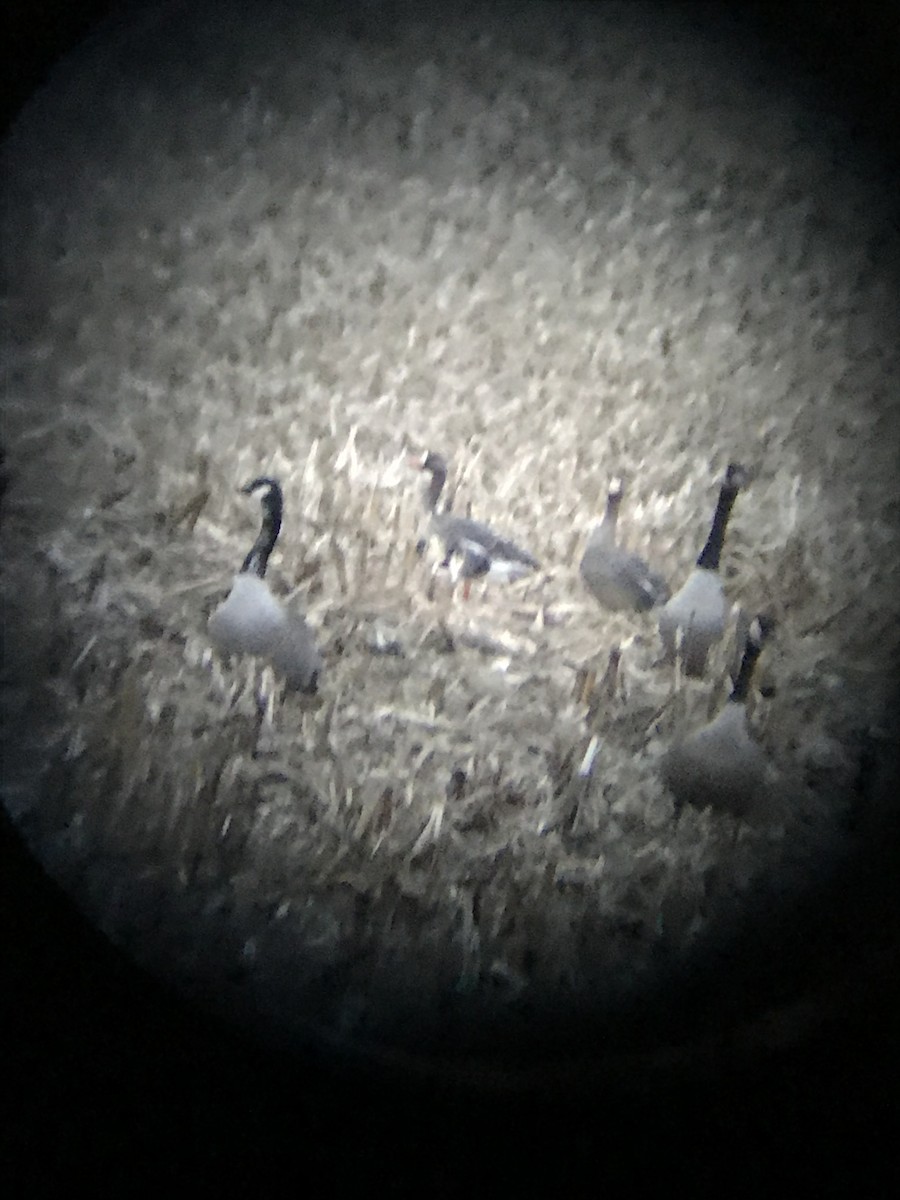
[411,450,540,599]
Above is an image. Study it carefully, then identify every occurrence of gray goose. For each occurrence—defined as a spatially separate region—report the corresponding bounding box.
[658,463,746,677]
[208,477,322,691]
[661,614,773,818]
[579,478,669,612]
[410,451,540,599]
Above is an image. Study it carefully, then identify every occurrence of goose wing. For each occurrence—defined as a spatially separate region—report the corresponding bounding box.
[438,514,539,568]
[580,542,668,612]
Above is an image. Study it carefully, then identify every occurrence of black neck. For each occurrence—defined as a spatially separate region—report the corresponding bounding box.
[604,488,623,526]
[240,477,283,578]
[423,456,448,513]
[730,638,762,703]
[730,616,772,703]
[696,480,739,570]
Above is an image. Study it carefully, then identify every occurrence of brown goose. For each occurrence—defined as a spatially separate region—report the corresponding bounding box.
[658,463,746,677]
[410,450,540,599]
[579,478,669,613]
[208,477,322,691]
[661,614,773,817]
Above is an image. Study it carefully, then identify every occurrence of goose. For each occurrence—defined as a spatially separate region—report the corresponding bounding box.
[410,450,540,599]
[208,477,322,692]
[658,463,746,677]
[579,478,669,612]
[661,614,773,818]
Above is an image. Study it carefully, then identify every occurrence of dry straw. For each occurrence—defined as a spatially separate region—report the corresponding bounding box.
[1,0,897,1059]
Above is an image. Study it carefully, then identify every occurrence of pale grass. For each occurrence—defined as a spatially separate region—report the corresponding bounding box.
[1,0,897,1065]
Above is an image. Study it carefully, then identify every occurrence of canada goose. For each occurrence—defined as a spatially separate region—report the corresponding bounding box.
[658,463,746,677]
[208,477,322,692]
[579,478,669,612]
[410,450,539,599]
[661,614,773,818]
